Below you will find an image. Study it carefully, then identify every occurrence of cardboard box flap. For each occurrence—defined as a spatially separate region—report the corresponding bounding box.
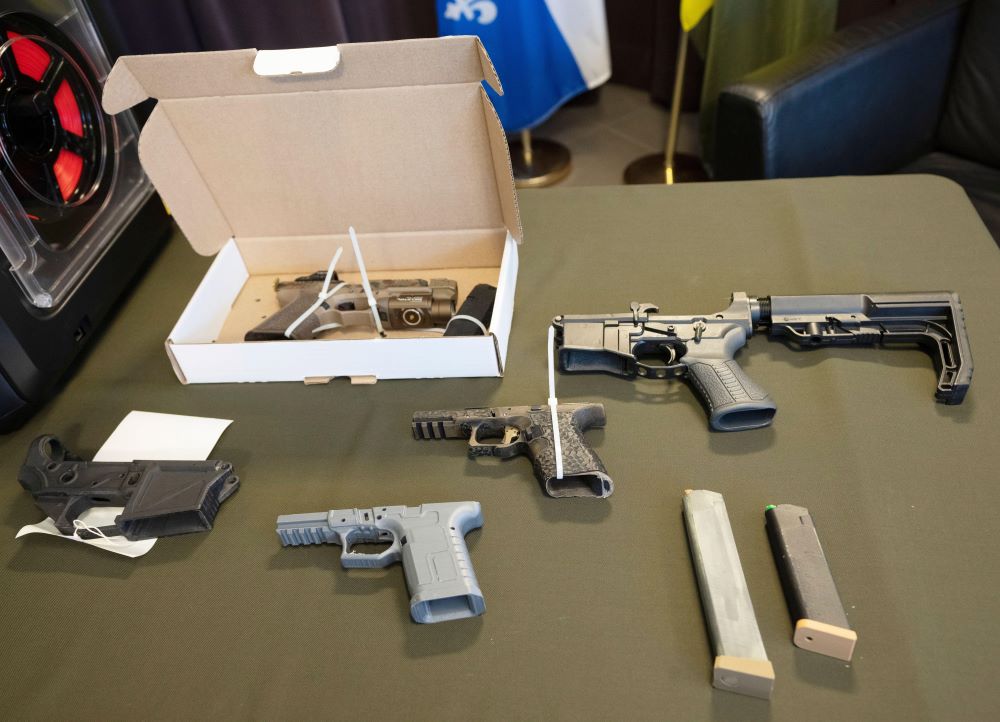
[480,90,522,245]
[103,36,501,112]
[103,36,520,257]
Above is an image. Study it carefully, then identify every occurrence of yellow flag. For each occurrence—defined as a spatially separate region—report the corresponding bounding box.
[680,0,715,32]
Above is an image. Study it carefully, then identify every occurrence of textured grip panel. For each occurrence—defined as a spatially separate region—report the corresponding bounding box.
[686,359,776,431]
[245,295,320,341]
[528,405,613,498]
[401,502,485,623]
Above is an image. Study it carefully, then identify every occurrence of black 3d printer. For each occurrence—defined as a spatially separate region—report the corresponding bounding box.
[0,0,170,431]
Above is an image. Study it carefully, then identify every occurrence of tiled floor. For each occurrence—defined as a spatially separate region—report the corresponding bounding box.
[524,83,701,187]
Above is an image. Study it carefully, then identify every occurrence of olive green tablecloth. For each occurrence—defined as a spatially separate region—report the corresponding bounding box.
[2,176,998,721]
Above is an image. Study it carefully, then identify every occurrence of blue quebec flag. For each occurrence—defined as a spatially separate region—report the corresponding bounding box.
[437,0,611,132]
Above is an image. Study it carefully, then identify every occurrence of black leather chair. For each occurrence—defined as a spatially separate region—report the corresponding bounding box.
[714,0,1000,245]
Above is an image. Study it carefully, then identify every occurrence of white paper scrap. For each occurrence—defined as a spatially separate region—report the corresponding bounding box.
[94,411,233,462]
[15,508,156,558]
[16,411,233,557]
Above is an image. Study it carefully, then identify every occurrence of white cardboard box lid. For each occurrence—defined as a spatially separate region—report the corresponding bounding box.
[101,36,521,256]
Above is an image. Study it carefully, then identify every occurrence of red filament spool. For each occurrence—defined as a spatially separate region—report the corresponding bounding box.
[0,12,108,223]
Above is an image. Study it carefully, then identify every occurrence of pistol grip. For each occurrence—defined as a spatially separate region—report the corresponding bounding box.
[685,358,776,431]
[401,502,485,623]
[530,405,613,498]
[245,295,321,341]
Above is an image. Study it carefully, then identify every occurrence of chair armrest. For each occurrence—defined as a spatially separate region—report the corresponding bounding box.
[714,0,968,180]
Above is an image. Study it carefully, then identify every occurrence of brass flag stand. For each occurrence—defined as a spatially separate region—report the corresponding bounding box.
[624,30,707,185]
[510,129,572,188]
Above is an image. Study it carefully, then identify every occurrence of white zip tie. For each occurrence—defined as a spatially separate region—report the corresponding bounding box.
[547,324,564,480]
[284,247,345,338]
[311,322,344,335]
[285,281,345,338]
[431,314,489,336]
[72,519,128,545]
[348,226,386,337]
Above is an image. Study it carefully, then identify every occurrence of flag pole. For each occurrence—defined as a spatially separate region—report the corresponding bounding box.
[624,29,707,185]
[510,129,572,188]
[663,30,689,183]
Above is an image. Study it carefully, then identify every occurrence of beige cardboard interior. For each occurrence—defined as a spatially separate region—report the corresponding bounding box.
[219,266,501,343]
[218,228,506,343]
[235,228,506,274]
[147,86,502,242]
[102,37,522,256]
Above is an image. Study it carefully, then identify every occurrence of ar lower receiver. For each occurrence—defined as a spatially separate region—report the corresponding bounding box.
[17,435,239,540]
[412,403,613,498]
[553,291,972,431]
[246,272,457,341]
[277,501,485,624]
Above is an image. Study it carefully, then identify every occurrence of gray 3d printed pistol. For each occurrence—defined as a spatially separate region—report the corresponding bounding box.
[411,403,613,498]
[553,291,972,431]
[18,435,239,540]
[277,501,484,623]
[246,273,458,340]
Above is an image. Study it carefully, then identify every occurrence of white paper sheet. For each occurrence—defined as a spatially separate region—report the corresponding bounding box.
[16,411,233,557]
[93,411,233,462]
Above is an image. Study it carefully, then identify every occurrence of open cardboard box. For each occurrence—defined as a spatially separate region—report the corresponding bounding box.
[102,37,521,384]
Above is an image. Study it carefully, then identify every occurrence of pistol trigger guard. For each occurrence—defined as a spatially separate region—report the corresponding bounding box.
[633,361,687,380]
[340,528,401,568]
[367,535,402,567]
[467,424,523,459]
[629,338,689,380]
